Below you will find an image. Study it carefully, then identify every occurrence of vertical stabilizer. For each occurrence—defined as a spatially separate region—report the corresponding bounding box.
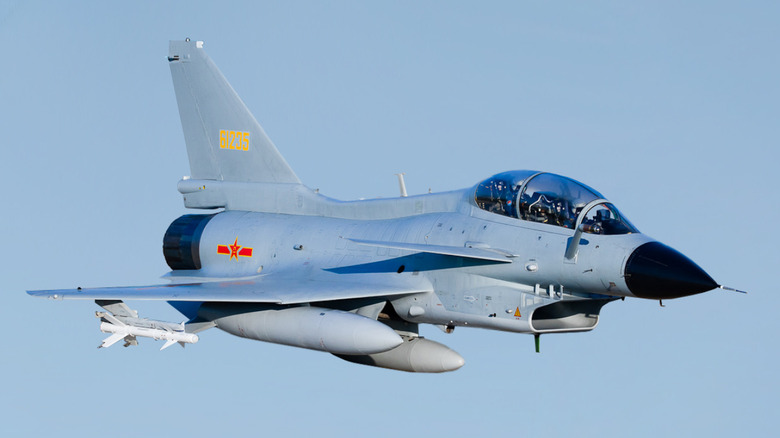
[168,40,300,184]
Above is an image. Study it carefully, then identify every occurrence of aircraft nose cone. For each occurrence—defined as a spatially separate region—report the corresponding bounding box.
[624,242,718,299]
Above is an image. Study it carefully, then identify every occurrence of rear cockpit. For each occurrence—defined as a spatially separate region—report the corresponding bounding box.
[474,171,637,235]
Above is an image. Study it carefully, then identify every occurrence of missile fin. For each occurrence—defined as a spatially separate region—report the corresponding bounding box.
[102,313,126,327]
[99,332,125,349]
[160,339,177,351]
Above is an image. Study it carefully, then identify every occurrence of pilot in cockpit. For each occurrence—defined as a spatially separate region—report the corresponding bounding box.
[476,171,638,235]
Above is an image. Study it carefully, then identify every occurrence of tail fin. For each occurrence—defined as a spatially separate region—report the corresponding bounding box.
[168,40,300,184]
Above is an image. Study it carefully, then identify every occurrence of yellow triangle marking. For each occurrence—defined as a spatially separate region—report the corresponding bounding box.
[514,307,521,317]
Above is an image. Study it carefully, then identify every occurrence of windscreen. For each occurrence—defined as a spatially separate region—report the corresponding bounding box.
[475,171,637,234]
[579,202,638,235]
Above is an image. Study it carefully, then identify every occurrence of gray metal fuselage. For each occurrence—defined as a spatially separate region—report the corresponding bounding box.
[181,180,651,335]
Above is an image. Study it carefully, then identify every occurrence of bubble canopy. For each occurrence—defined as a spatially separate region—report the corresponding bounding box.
[474,171,637,235]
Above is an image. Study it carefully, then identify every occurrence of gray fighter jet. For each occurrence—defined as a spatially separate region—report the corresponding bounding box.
[28,40,732,372]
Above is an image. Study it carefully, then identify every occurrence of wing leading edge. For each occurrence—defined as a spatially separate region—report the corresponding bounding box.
[28,271,431,305]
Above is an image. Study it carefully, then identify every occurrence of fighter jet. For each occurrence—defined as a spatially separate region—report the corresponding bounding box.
[28,39,733,373]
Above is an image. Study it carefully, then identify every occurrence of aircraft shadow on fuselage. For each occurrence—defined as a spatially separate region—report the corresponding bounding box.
[324,253,497,274]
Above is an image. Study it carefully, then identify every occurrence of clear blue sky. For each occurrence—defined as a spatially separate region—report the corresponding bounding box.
[2,1,777,437]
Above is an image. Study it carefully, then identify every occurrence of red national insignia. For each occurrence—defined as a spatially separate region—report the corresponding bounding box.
[217,238,253,260]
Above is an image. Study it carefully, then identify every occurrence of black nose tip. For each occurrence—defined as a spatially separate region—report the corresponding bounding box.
[625,242,718,299]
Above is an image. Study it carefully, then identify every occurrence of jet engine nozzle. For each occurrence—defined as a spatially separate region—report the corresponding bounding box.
[624,242,718,299]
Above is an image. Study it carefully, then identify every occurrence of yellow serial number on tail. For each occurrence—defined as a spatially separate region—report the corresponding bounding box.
[219,130,250,151]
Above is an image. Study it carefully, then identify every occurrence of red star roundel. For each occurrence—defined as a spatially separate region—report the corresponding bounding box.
[217,238,253,260]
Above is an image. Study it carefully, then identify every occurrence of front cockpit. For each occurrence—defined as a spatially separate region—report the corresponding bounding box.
[474,171,637,235]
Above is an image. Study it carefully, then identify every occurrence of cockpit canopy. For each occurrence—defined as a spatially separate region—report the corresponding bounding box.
[474,171,637,235]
